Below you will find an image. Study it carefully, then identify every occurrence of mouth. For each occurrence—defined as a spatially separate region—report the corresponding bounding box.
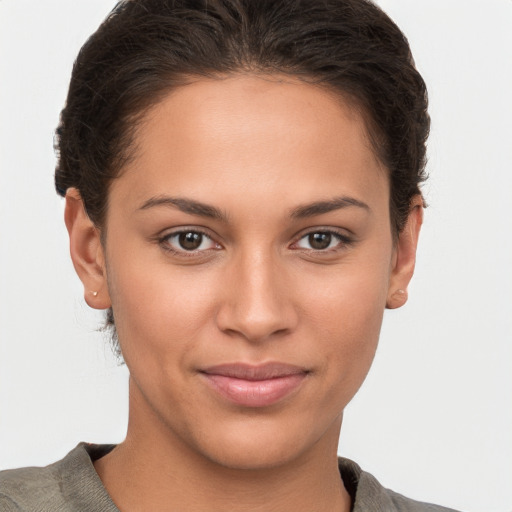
[199,362,309,408]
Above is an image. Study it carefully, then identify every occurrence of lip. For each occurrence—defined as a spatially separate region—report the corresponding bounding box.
[199,363,309,408]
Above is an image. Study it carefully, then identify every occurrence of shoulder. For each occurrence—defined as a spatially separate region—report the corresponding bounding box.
[0,494,21,512]
[0,443,117,512]
[0,462,62,511]
[338,457,463,512]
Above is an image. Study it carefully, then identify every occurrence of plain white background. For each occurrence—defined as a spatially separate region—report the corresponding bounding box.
[0,1,511,511]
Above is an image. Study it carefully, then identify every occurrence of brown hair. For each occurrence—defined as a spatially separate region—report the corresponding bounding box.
[54,0,429,348]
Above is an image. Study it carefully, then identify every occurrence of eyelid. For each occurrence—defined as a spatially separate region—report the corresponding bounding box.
[154,225,353,257]
[157,226,223,256]
[289,227,354,251]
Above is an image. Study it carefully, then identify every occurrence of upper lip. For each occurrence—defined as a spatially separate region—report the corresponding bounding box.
[200,362,308,381]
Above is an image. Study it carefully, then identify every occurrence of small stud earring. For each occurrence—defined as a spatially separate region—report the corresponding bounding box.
[396,289,406,295]
[91,291,98,297]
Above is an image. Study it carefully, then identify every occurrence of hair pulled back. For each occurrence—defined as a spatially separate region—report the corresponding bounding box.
[55,0,429,232]
[54,0,429,349]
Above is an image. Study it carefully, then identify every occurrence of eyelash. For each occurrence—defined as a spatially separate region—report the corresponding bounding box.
[158,228,220,257]
[291,229,354,253]
[157,227,354,257]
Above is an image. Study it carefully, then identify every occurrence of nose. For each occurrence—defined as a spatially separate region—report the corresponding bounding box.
[215,249,298,343]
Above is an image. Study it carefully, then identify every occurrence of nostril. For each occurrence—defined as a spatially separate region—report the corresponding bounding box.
[215,301,297,343]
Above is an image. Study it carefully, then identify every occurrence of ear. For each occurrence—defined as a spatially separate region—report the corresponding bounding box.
[64,188,111,309]
[386,195,424,309]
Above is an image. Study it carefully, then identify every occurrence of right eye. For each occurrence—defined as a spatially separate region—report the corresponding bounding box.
[160,230,220,254]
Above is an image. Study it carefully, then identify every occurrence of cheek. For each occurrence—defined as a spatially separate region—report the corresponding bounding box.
[318,280,385,365]
[105,248,219,364]
[301,247,390,335]
[298,251,391,398]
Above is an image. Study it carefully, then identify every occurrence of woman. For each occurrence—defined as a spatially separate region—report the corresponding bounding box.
[0,0,487,510]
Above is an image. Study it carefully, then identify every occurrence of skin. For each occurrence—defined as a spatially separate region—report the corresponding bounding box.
[65,75,422,512]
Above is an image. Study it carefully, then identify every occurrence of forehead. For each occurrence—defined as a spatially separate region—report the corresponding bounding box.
[136,74,376,160]
[112,74,389,217]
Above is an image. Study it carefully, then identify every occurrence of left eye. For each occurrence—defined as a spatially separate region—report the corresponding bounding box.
[295,232,345,250]
[164,231,218,252]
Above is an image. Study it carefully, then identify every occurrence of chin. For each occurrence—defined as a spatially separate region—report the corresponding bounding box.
[186,412,340,471]
[201,437,305,471]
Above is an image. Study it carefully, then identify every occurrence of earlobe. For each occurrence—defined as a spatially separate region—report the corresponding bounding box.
[386,288,408,309]
[386,196,424,310]
[64,188,111,309]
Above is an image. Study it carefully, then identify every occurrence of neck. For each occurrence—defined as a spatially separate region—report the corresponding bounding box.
[94,381,352,512]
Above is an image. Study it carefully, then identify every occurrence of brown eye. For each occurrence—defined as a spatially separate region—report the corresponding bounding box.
[294,230,351,252]
[162,230,219,253]
[179,232,203,250]
[308,232,332,250]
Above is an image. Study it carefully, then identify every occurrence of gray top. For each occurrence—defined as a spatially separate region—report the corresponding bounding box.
[0,443,461,511]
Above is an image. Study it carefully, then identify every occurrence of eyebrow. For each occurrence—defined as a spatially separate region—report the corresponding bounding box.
[290,196,370,218]
[138,194,370,222]
[138,196,228,222]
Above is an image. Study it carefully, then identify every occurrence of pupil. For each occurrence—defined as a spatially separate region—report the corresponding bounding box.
[309,232,331,250]
[179,232,202,250]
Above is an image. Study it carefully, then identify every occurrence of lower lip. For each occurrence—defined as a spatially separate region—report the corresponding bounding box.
[201,373,307,407]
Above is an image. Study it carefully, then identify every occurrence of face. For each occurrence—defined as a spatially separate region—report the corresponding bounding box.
[68,75,419,470]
